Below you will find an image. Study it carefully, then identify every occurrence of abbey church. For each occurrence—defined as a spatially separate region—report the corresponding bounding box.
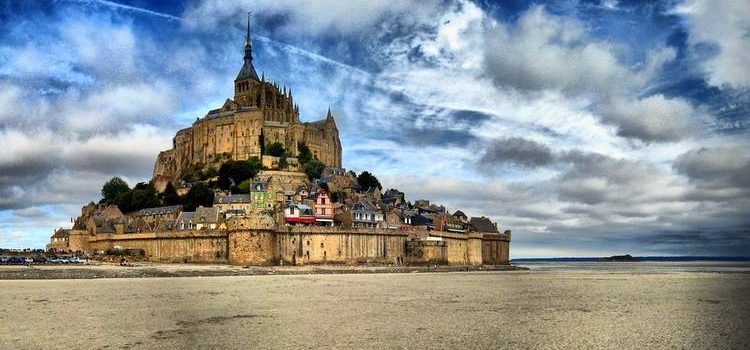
[153,16,342,191]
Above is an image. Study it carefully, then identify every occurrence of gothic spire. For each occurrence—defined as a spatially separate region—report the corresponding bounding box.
[235,12,259,82]
[244,11,252,61]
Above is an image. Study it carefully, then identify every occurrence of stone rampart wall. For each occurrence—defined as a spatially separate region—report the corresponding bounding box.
[481,233,510,265]
[227,229,276,265]
[79,227,510,265]
[275,227,408,265]
[88,230,228,263]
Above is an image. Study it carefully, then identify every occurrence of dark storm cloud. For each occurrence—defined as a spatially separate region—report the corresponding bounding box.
[0,145,156,210]
[479,137,554,169]
[640,230,750,256]
[384,127,477,148]
[450,110,493,124]
[673,147,750,190]
[12,207,49,219]
[554,151,671,205]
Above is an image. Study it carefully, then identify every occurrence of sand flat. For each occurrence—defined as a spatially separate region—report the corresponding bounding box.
[1,267,748,349]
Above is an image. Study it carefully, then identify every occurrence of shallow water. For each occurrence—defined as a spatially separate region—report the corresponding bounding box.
[516,260,750,273]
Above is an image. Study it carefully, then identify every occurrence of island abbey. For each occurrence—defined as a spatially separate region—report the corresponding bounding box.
[152,15,342,192]
[47,15,510,267]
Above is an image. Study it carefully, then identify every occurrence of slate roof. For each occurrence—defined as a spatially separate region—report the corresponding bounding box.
[176,206,220,225]
[287,203,313,212]
[176,211,196,223]
[195,206,219,223]
[452,210,468,220]
[407,214,433,226]
[353,201,377,213]
[236,60,259,81]
[214,194,252,204]
[223,209,247,216]
[139,205,181,216]
[469,217,498,233]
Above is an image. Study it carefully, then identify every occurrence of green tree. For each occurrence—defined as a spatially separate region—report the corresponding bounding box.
[183,183,214,211]
[236,179,252,194]
[279,155,288,170]
[113,183,160,213]
[203,166,218,179]
[331,190,346,203]
[319,182,330,193]
[217,158,260,191]
[357,171,382,191]
[267,142,286,157]
[297,142,312,165]
[101,177,130,203]
[303,159,326,181]
[130,184,160,211]
[181,163,204,183]
[113,190,134,212]
[161,182,181,206]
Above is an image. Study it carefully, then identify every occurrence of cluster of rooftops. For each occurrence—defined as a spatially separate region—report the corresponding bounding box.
[56,167,505,236]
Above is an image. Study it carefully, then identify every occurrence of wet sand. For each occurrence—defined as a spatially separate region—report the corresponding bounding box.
[1,266,748,349]
[0,262,522,279]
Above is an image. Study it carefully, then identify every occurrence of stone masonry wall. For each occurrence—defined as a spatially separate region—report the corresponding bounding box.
[227,229,276,265]
[88,231,228,263]
[275,227,408,265]
[79,227,509,266]
[481,233,511,265]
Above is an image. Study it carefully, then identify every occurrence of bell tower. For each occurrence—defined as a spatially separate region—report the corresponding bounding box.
[234,12,260,106]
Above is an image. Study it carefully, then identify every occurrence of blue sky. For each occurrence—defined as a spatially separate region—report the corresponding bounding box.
[1,0,748,257]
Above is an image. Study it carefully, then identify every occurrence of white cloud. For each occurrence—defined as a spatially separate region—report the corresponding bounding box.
[59,17,138,81]
[601,94,699,142]
[183,0,443,36]
[673,0,750,88]
[58,82,179,134]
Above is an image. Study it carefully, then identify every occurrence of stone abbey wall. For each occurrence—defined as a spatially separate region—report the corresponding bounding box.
[83,227,509,266]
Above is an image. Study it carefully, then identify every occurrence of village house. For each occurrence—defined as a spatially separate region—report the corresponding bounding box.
[433,213,468,233]
[46,229,70,253]
[469,216,499,233]
[134,205,182,232]
[296,185,309,199]
[356,187,382,204]
[250,179,273,209]
[313,189,334,226]
[382,207,404,229]
[213,194,252,216]
[283,203,315,225]
[85,205,132,235]
[381,188,405,208]
[352,201,383,228]
[452,210,468,223]
[176,206,221,230]
[404,213,433,227]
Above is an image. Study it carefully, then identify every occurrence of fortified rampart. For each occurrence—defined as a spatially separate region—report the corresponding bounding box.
[88,230,228,263]
[83,227,510,266]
